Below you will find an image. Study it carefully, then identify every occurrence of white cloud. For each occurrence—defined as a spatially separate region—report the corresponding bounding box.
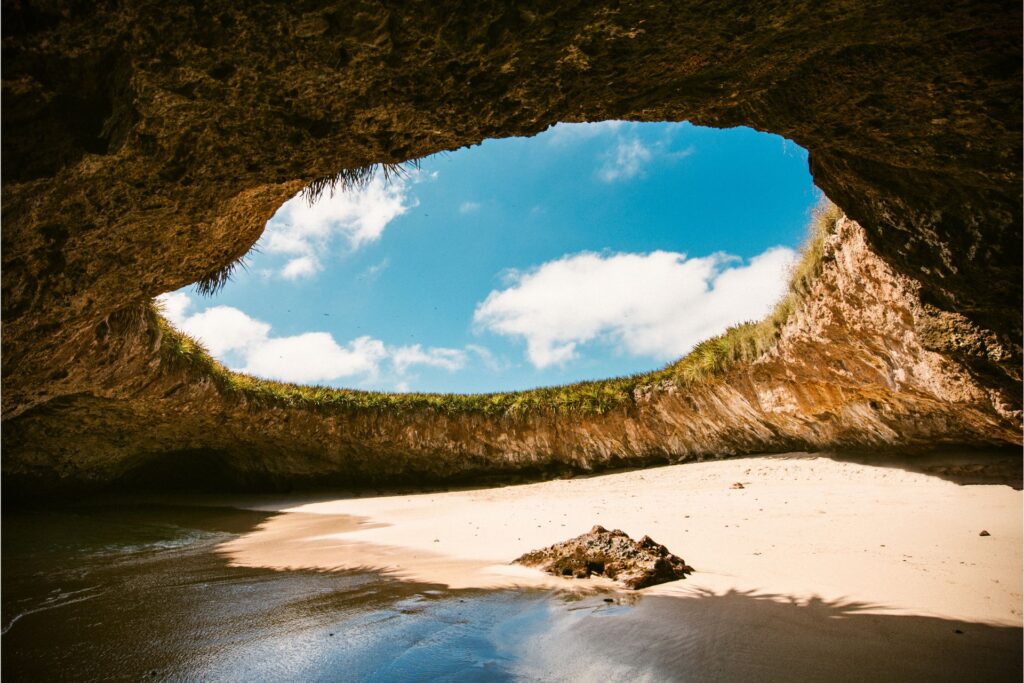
[466,344,509,372]
[473,246,797,368]
[281,255,320,280]
[598,138,653,182]
[259,170,419,279]
[543,121,693,183]
[391,344,467,374]
[244,333,387,384]
[176,306,271,357]
[156,293,270,356]
[157,291,191,326]
[156,292,470,385]
[459,201,481,214]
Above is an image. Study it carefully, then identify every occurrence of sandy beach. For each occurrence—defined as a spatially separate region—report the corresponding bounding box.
[220,453,1022,626]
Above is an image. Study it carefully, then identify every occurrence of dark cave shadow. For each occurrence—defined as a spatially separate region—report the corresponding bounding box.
[31,446,1019,513]
[241,446,1021,508]
[544,587,1023,682]
[803,447,1022,489]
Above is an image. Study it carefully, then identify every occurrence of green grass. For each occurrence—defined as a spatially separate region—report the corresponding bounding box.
[154,200,842,417]
[671,198,842,375]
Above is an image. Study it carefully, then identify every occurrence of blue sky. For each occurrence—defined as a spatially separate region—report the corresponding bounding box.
[159,121,819,393]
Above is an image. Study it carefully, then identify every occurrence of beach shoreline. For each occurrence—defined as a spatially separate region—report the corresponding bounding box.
[219,452,1023,627]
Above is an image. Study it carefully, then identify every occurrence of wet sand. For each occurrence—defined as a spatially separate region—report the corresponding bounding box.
[222,453,1022,626]
[3,452,1020,680]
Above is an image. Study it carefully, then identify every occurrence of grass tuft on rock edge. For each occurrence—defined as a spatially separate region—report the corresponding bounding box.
[152,199,842,417]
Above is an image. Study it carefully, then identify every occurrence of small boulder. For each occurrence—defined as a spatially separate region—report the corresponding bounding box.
[514,525,693,589]
[979,530,991,537]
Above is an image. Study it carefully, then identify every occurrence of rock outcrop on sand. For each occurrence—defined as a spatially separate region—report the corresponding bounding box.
[515,525,694,589]
[1,2,1019,496]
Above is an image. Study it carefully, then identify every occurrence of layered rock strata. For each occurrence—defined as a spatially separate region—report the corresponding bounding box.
[1,2,1020,494]
[3,217,1018,494]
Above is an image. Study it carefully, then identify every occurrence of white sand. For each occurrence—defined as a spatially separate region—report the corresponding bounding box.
[218,454,1022,626]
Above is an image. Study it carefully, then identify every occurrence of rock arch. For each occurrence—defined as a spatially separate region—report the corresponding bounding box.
[2,1,1020,494]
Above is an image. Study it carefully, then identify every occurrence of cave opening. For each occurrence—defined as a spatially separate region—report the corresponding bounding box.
[157,121,821,395]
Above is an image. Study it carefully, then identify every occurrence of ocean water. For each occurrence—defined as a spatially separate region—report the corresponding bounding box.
[1,503,616,681]
[3,496,1020,682]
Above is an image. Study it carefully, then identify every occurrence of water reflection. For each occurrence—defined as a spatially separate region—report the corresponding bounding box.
[3,503,1021,681]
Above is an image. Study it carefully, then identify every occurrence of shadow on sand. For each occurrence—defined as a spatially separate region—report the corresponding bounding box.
[518,587,1023,682]
[811,447,1022,490]
[2,502,1020,681]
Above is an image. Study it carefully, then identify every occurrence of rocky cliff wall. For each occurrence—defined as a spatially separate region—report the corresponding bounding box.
[4,217,1017,495]
[2,2,1020,494]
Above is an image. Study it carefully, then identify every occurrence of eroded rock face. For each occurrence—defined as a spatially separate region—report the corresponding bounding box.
[1,217,1020,497]
[515,525,694,589]
[0,3,1020,495]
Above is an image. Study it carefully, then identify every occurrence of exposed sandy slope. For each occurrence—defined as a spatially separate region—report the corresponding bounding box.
[219,454,1022,627]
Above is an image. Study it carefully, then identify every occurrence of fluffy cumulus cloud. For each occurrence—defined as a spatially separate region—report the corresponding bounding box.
[245,334,388,384]
[260,171,418,280]
[170,304,271,357]
[473,247,797,368]
[156,292,467,386]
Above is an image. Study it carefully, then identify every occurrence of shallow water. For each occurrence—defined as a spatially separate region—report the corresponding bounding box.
[3,493,1021,681]
[1,504,562,681]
